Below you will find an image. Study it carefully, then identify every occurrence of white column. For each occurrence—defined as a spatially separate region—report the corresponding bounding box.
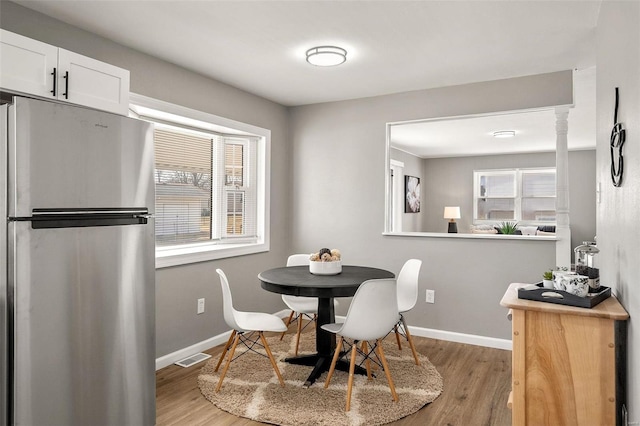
[555,106,572,269]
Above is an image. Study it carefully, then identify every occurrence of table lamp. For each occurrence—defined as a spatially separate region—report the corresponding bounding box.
[444,206,461,233]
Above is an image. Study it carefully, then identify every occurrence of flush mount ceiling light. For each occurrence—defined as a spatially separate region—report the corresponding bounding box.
[493,130,516,138]
[306,46,347,67]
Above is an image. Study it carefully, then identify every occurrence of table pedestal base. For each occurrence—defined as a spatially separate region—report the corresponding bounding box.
[284,353,368,387]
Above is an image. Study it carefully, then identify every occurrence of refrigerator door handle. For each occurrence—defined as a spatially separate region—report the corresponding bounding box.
[23,209,153,229]
[32,208,149,217]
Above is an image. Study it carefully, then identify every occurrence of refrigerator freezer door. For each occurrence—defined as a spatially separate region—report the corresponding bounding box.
[8,97,154,217]
[10,220,155,425]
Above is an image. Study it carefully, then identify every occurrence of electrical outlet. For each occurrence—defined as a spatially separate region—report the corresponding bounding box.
[197,298,205,314]
[426,289,435,304]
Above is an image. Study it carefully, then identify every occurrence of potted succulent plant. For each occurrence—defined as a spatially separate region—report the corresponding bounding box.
[542,270,554,289]
[498,221,519,235]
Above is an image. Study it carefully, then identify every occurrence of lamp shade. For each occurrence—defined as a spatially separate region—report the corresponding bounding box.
[443,206,461,220]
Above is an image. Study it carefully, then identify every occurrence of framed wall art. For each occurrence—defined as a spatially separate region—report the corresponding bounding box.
[405,175,421,213]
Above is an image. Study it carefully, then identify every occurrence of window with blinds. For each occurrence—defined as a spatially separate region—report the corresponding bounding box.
[474,168,556,224]
[153,124,258,247]
[130,94,270,268]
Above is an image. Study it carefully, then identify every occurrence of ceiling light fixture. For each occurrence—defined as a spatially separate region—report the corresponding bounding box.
[306,46,347,67]
[493,130,516,138]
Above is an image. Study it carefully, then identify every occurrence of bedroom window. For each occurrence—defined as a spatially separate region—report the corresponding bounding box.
[473,168,556,224]
[130,94,270,268]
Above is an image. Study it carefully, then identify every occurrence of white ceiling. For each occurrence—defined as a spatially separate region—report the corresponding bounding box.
[13,0,600,157]
[13,0,601,107]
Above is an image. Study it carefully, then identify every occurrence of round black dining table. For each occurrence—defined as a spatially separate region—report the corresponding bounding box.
[258,265,395,387]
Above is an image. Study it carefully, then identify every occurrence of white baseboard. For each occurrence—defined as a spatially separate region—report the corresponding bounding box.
[407,325,512,351]
[335,315,512,351]
[156,310,511,370]
[155,309,291,370]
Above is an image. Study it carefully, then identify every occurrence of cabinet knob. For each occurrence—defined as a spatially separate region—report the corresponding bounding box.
[513,331,519,336]
[608,343,614,348]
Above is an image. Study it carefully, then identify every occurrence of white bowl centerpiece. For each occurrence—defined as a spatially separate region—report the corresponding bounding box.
[309,248,342,275]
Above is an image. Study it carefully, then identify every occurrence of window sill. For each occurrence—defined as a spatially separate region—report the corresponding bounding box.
[156,241,269,269]
[382,232,557,241]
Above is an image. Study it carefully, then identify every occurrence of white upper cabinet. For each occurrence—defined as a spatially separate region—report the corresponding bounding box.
[57,49,130,116]
[1,30,130,116]
[0,30,58,99]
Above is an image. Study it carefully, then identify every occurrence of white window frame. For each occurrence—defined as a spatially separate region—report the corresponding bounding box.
[129,93,270,268]
[218,136,257,242]
[389,159,404,232]
[473,167,556,226]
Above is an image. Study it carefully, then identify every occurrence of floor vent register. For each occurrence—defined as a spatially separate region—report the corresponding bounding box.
[175,353,212,368]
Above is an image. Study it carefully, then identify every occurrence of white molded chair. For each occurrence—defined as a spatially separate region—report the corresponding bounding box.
[280,254,338,356]
[213,269,287,392]
[322,278,400,411]
[393,259,422,365]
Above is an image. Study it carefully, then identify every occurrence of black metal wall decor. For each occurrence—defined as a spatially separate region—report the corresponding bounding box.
[610,87,626,187]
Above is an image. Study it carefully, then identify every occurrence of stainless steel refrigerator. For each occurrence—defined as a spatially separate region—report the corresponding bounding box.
[1,96,156,425]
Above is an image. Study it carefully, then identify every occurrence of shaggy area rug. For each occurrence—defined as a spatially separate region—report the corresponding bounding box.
[198,330,443,426]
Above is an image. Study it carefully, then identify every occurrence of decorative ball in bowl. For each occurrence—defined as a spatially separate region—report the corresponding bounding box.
[309,248,342,275]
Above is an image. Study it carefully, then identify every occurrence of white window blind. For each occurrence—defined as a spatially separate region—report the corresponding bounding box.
[154,127,212,246]
[476,171,516,220]
[474,168,556,224]
[521,170,556,222]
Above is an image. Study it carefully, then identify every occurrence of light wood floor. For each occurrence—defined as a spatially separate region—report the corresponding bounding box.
[157,327,512,426]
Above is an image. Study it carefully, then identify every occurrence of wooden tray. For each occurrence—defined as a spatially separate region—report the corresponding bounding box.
[517,282,611,308]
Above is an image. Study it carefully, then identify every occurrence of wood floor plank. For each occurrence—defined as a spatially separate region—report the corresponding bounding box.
[156,329,512,426]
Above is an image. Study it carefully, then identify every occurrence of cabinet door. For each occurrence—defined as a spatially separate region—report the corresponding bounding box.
[0,30,58,99]
[58,49,130,116]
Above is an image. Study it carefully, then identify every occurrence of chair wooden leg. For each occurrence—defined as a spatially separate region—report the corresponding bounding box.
[260,331,285,387]
[361,341,372,380]
[346,341,358,411]
[280,310,295,340]
[394,324,403,350]
[401,316,420,365]
[216,332,240,392]
[376,339,399,402]
[294,313,303,356]
[324,337,343,388]
[214,330,236,372]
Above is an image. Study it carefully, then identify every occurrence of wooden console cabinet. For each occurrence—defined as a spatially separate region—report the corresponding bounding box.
[501,283,629,426]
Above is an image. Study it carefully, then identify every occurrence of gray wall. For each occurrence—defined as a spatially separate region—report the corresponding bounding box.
[417,150,596,250]
[596,1,640,419]
[289,72,570,340]
[0,2,292,358]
